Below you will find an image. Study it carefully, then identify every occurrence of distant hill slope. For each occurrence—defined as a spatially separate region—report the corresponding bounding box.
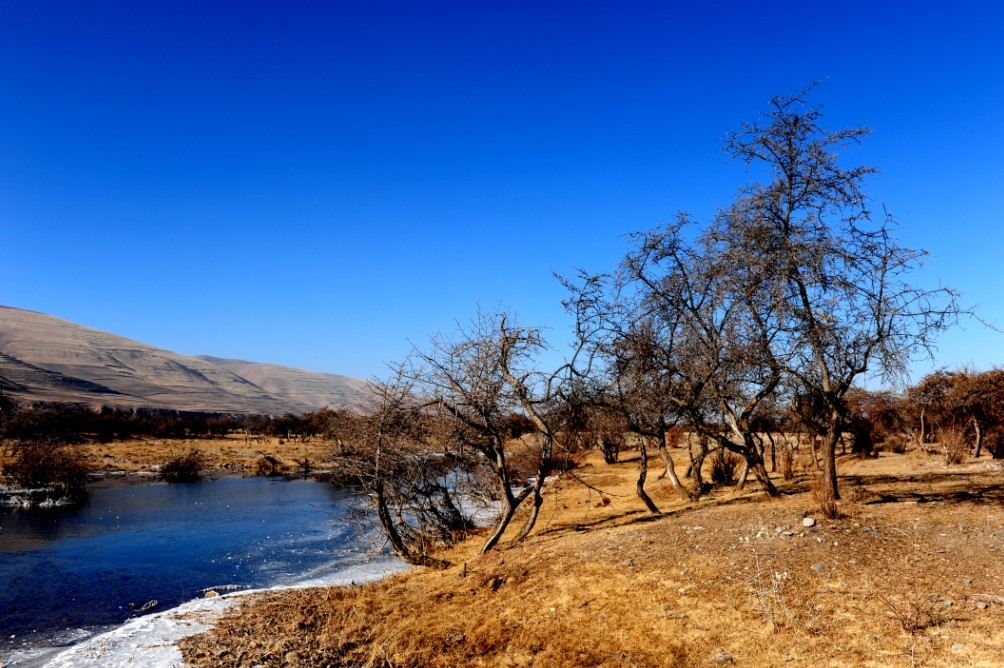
[0,306,369,414]
[194,356,372,413]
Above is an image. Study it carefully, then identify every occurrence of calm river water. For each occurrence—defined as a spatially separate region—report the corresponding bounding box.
[0,476,390,663]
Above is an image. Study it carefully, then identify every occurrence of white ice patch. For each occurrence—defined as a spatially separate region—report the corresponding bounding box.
[39,558,408,668]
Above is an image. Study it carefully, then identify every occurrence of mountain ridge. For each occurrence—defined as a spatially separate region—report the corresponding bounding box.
[0,306,370,414]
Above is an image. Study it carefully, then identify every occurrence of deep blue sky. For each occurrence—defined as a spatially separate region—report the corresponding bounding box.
[1,1,1002,383]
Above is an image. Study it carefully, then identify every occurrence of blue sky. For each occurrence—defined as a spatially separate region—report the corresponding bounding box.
[1,1,1002,383]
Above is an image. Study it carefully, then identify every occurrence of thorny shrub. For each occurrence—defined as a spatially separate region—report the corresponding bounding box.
[875,591,951,634]
[710,448,743,486]
[746,551,828,635]
[1,439,90,499]
[161,449,206,483]
[778,443,797,481]
[940,426,968,465]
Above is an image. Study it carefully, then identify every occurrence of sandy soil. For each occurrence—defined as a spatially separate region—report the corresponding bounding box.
[176,447,1004,667]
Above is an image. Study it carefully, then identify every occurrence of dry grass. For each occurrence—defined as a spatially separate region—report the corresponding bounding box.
[178,446,1004,667]
[61,435,342,475]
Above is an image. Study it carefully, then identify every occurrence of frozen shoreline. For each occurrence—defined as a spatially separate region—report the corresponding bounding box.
[5,557,409,668]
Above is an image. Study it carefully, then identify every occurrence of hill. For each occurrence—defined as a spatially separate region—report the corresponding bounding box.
[195,356,371,413]
[0,306,369,414]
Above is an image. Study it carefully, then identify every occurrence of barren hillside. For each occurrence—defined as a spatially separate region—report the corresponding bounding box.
[195,356,372,413]
[0,306,367,414]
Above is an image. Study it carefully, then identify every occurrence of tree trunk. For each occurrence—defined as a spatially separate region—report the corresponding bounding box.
[973,416,983,458]
[736,459,750,490]
[816,415,842,518]
[512,487,544,545]
[917,407,927,447]
[738,436,779,497]
[511,434,555,545]
[636,437,660,513]
[809,434,821,470]
[687,436,710,500]
[768,431,777,473]
[657,430,690,500]
[747,456,778,497]
[480,488,532,554]
[480,445,532,553]
[375,481,448,568]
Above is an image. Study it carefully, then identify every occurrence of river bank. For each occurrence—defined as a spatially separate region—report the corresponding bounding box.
[8,558,408,668]
[181,449,1004,667]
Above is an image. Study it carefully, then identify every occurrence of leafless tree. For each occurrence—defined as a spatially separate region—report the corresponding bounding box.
[720,84,961,513]
[402,307,581,553]
[332,365,474,567]
[566,213,786,506]
[567,85,961,516]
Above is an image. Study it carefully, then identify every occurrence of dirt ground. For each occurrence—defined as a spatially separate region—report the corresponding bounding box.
[174,446,1004,667]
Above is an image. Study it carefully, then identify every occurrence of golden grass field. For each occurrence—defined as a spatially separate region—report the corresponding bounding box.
[159,444,1003,668]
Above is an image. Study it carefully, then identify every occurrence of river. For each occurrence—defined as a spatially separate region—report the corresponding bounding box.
[0,475,400,666]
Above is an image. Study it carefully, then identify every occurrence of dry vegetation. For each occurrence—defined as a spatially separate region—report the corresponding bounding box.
[179,447,1004,668]
[67,435,341,476]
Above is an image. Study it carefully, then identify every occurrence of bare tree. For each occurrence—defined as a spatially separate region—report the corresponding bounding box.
[403,308,579,553]
[336,366,474,568]
[721,85,961,513]
[567,85,960,516]
[567,213,786,505]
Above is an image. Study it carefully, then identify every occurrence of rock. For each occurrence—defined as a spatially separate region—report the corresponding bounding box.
[975,601,989,610]
[811,563,827,573]
[802,517,816,527]
[963,578,973,586]
[775,526,785,534]
[284,651,300,664]
[952,643,964,651]
[782,530,796,537]
[869,634,878,642]
[942,600,954,607]
[712,648,735,664]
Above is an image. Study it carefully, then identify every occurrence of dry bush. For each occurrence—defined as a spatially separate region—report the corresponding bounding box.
[875,591,951,634]
[984,425,1004,459]
[1,439,89,499]
[161,449,206,482]
[883,433,911,454]
[710,448,743,486]
[940,426,968,465]
[747,553,794,632]
[746,552,828,635]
